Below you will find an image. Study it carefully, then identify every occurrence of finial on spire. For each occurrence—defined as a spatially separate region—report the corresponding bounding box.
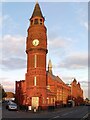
[35,0,38,4]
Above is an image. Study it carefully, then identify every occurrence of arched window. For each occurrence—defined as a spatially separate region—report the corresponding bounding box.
[40,19,42,25]
[34,19,38,24]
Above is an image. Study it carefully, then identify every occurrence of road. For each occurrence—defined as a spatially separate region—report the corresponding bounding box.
[2,103,90,120]
[0,103,2,120]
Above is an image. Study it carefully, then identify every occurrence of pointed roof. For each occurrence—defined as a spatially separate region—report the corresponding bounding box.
[78,82,80,85]
[77,82,80,87]
[30,2,44,19]
[48,59,52,68]
[73,78,77,83]
[48,59,53,74]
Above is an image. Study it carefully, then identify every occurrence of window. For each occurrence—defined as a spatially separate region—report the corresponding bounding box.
[34,55,37,68]
[47,98,49,104]
[34,76,37,86]
[51,98,53,104]
[40,19,42,25]
[47,85,50,90]
[17,83,19,87]
[34,19,38,24]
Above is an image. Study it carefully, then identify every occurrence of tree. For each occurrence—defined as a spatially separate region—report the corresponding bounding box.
[85,98,89,101]
[85,98,90,104]
[6,92,15,98]
[0,84,7,99]
[2,88,7,98]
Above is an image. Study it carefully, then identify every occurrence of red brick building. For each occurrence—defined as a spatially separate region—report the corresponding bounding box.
[15,2,83,110]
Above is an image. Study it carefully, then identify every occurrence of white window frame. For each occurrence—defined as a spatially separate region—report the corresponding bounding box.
[34,76,37,86]
[34,55,37,68]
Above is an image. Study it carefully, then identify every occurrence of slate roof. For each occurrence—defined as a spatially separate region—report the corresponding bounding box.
[30,2,44,19]
[47,72,64,84]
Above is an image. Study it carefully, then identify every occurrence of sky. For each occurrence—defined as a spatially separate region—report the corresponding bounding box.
[0,1,89,99]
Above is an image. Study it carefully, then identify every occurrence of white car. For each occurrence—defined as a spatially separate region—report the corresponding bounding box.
[6,102,18,111]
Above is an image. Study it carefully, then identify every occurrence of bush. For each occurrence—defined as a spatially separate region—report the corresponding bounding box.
[19,105,27,110]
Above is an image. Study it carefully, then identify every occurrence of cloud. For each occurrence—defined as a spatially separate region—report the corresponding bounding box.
[80,80,89,84]
[62,77,76,83]
[75,3,88,31]
[80,81,89,99]
[1,77,15,92]
[2,15,9,21]
[62,78,89,99]
[2,14,20,35]
[62,77,88,86]
[83,22,88,30]
[1,35,26,70]
[48,37,74,58]
[2,57,26,70]
[77,6,88,31]
[48,37,72,49]
[80,81,88,88]
[81,21,88,31]
[47,35,87,70]
[2,14,10,25]
[0,10,2,34]
[57,52,88,69]
[0,15,2,28]
[61,76,88,99]
[1,35,74,71]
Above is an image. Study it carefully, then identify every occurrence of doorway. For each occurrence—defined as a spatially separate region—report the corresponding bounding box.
[32,97,39,108]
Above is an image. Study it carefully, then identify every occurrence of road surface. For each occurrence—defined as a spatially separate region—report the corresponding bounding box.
[2,103,90,120]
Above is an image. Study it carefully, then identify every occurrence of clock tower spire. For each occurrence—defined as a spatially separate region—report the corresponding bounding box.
[26,2,48,109]
[30,2,44,20]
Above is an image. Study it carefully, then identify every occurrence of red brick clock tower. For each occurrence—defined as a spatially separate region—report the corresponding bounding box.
[15,2,84,109]
[25,2,48,109]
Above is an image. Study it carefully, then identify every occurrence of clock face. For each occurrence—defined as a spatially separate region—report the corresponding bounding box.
[32,39,39,46]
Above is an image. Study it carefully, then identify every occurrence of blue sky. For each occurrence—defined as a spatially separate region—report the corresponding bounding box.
[0,1,88,99]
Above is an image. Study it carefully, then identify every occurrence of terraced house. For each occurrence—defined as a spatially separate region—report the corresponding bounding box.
[15,2,83,110]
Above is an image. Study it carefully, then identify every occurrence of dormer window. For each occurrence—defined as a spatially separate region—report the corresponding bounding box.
[34,19,38,24]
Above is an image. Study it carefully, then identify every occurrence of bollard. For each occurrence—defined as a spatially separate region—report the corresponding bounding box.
[34,108,36,112]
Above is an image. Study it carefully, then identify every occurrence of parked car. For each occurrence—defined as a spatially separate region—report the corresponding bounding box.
[85,103,90,106]
[6,101,18,110]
